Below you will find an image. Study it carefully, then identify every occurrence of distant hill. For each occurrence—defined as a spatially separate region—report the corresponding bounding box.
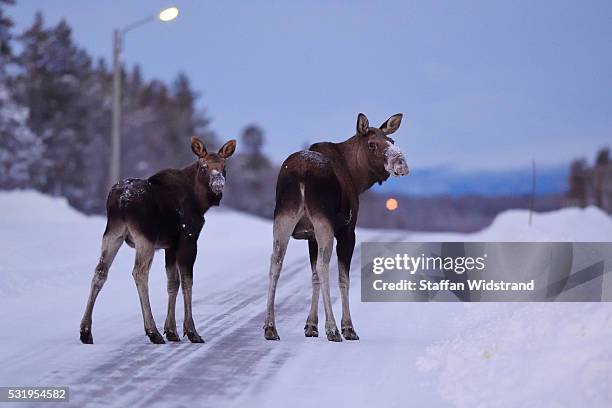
[375,165,568,197]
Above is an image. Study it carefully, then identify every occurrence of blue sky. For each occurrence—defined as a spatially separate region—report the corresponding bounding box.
[8,0,612,170]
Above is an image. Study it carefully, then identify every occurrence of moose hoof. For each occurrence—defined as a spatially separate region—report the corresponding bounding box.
[304,324,319,338]
[342,327,360,341]
[185,331,205,343]
[326,328,343,342]
[164,330,181,342]
[80,329,93,344]
[264,325,280,341]
[146,331,166,344]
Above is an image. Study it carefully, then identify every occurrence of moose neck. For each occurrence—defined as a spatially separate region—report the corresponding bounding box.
[336,136,386,195]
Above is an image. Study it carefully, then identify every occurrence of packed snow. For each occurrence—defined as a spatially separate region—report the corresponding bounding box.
[1,190,611,407]
[296,150,329,166]
[417,303,612,407]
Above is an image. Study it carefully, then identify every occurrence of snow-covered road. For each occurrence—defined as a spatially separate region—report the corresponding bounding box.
[0,192,453,407]
[2,191,612,407]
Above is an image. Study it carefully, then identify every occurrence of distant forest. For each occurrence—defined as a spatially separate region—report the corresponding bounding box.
[3,2,602,232]
[0,4,216,213]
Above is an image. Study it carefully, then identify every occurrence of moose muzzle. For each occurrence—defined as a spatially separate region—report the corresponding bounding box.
[385,143,409,177]
[209,170,225,195]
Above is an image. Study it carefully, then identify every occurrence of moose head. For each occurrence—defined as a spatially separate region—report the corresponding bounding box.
[191,136,237,196]
[356,113,409,181]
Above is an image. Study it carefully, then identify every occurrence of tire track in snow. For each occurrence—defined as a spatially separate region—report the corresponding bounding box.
[57,232,408,407]
[58,255,311,408]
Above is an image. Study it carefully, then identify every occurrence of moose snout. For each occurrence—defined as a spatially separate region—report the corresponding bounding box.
[392,158,409,176]
[209,171,225,195]
[384,143,409,177]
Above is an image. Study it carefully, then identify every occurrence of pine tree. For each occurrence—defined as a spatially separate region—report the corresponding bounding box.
[167,72,212,166]
[16,14,93,200]
[0,0,44,189]
[0,83,44,188]
[223,124,277,217]
[0,0,15,67]
[78,58,112,212]
[242,124,266,168]
[121,74,165,178]
[566,159,587,207]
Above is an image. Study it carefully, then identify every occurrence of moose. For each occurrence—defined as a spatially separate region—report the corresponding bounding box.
[264,113,409,342]
[80,137,236,344]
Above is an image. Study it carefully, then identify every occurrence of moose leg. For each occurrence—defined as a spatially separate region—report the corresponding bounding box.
[163,249,181,342]
[264,213,301,340]
[80,223,126,344]
[314,220,341,342]
[304,239,319,337]
[132,241,164,344]
[337,230,358,340]
[177,241,204,343]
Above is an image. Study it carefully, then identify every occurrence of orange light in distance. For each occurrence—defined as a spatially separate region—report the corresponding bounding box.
[386,197,398,211]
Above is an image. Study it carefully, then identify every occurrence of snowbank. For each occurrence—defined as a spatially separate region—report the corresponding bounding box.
[410,205,612,242]
[417,303,612,407]
[413,206,612,407]
[0,189,87,223]
[472,206,612,241]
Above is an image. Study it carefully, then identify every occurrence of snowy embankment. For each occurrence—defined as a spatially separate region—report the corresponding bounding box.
[414,206,612,407]
[1,190,611,408]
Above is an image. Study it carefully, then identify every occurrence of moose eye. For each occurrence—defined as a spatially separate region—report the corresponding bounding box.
[368,141,377,151]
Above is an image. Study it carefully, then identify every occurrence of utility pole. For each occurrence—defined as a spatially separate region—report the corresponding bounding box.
[109,29,121,190]
[529,159,536,226]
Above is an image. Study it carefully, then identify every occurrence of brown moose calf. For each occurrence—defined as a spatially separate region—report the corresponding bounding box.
[80,137,236,344]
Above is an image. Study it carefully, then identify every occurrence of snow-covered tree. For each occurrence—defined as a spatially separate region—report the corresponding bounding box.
[16,13,93,198]
[0,0,44,189]
[0,83,44,188]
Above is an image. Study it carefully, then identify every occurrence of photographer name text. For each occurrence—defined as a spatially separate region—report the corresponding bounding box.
[373,279,535,292]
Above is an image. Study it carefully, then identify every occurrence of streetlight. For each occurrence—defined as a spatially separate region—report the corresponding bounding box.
[109,6,179,190]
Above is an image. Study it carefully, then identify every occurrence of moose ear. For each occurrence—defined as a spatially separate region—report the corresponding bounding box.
[218,139,237,159]
[191,136,207,158]
[380,113,403,135]
[356,113,369,135]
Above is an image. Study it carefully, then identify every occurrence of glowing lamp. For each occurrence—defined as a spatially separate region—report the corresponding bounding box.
[159,7,179,22]
[386,198,398,211]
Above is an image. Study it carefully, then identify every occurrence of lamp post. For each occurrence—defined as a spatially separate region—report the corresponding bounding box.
[109,6,179,190]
